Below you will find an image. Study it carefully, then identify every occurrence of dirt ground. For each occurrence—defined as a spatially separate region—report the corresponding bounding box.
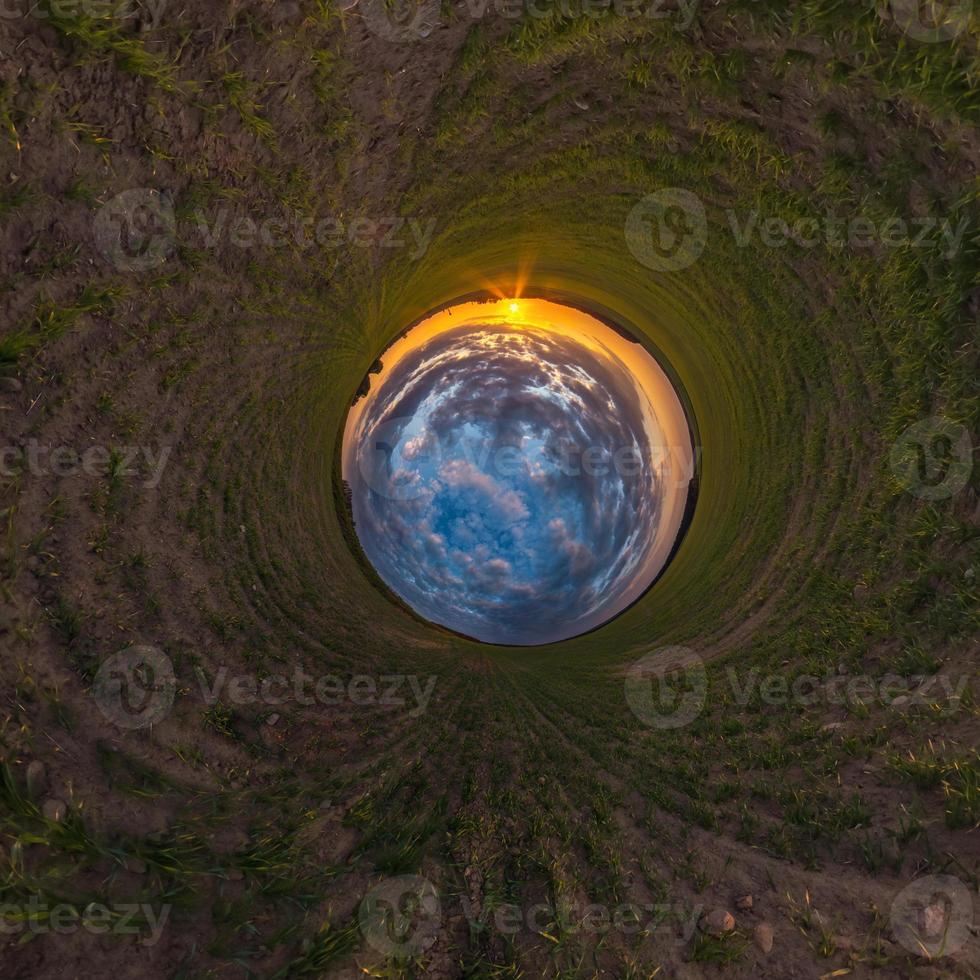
[0,1,978,978]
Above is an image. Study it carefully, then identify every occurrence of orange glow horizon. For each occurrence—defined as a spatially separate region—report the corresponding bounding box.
[342,297,696,618]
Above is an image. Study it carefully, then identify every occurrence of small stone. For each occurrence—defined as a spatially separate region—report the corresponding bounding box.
[853,583,868,601]
[226,868,244,881]
[572,97,589,111]
[42,798,67,822]
[0,377,22,394]
[920,903,947,938]
[26,760,46,798]
[265,713,279,727]
[821,722,845,732]
[702,909,735,935]
[754,921,774,953]
[837,663,848,675]
[124,857,147,874]
[735,894,753,911]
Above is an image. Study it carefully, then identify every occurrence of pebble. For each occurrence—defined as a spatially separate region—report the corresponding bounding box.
[42,798,67,822]
[920,903,946,937]
[0,377,22,393]
[735,894,753,911]
[26,760,46,798]
[226,868,244,881]
[265,713,280,726]
[702,909,735,935]
[853,583,868,600]
[754,921,774,953]
[124,857,147,875]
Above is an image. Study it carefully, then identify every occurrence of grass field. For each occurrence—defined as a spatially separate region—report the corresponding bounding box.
[0,0,977,976]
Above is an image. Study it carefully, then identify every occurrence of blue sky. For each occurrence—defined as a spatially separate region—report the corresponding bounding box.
[348,321,669,644]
